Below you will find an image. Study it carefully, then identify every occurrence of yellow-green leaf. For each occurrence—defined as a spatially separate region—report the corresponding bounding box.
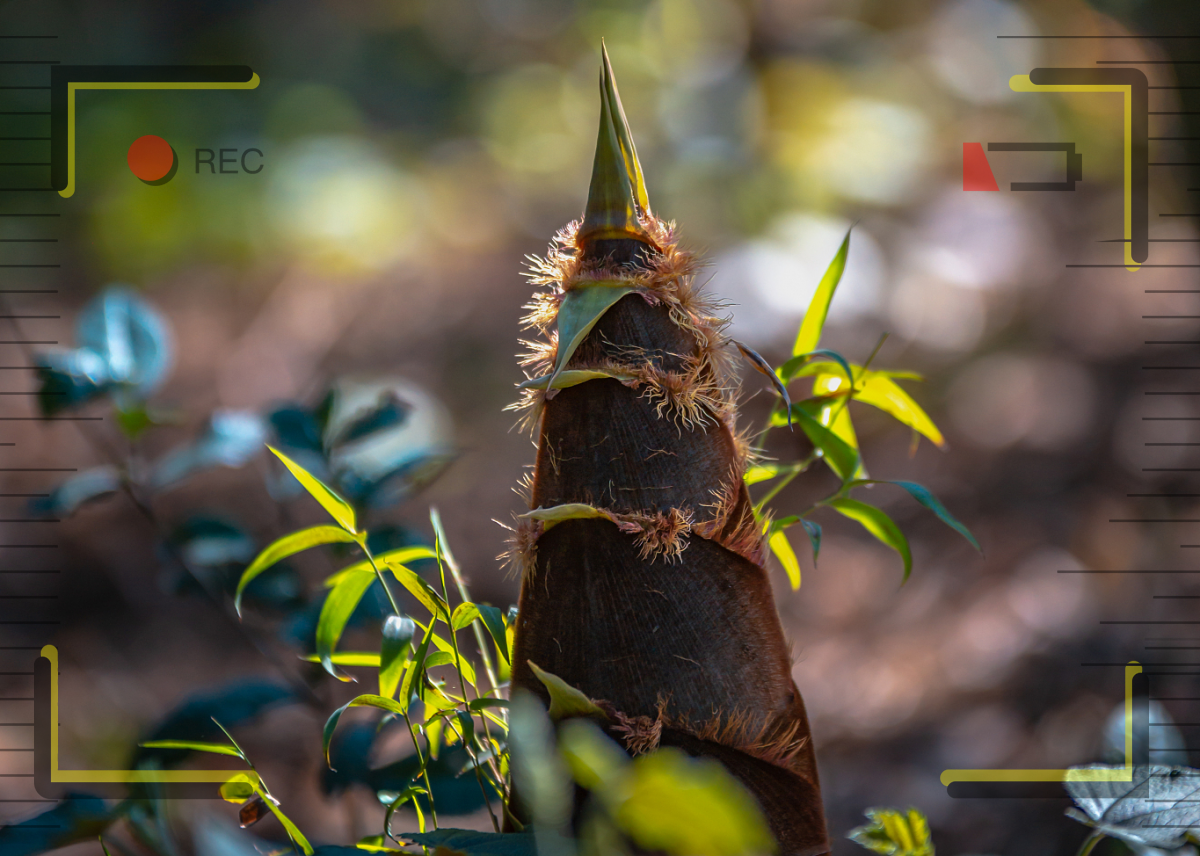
[323,545,437,588]
[767,526,801,590]
[301,652,380,667]
[269,445,357,534]
[847,806,933,856]
[853,375,945,448]
[793,229,850,356]
[517,369,634,391]
[316,571,378,681]
[262,796,314,856]
[829,497,912,583]
[385,561,448,620]
[138,740,243,758]
[528,661,606,721]
[235,524,358,616]
[451,602,481,632]
[522,503,611,531]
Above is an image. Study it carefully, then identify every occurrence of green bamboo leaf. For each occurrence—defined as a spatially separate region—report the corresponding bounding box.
[323,545,437,588]
[767,526,801,590]
[793,229,850,356]
[451,602,481,632]
[744,464,784,486]
[848,807,933,856]
[424,651,455,669]
[235,525,358,616]
[262,796,314,856]
[138,740,243,758]
[385,560,448,620]
[316,570,379,681]
[852,480,980,552]
[851,375,945,449]
[808,379,866,480]
[551,285,635,382]
[776,349,854,388]
[829,497,912,583]
[413,619,478,687]
[469,698,510,712]
[399,622,436,710]
[301,652,380,667]
[380,615,415,699]
[801,519,822,565]
[772,402,860,481]
[476,604,510,664]
[323,694,410,769]
[269,445,357,534]
[528,661,607,721]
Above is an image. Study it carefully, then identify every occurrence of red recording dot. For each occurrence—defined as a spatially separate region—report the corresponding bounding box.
[127,135,176,182]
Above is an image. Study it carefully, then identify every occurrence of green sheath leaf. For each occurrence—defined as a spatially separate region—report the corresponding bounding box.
[528,661,607,721]
[551,286,635,383]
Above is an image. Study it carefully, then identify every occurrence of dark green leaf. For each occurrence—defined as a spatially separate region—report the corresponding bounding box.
[801,519,822,565]
[400,829,537,855]
[773,402,860,481]
[853,480,980,552]
[476,604,510,664]
[0,794,115,856]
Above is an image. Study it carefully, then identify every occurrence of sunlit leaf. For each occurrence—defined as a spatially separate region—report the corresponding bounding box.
[323,695,410,770]
[219,773,257,804]
[451,602,481,632]
[137,740,243,758]
[528,661,606,721]
[399,622,436,711]
[610,748,776,856]
[236,525,358,616]
[793,230,850,356]
[323,545,437,588]
[317,570,380,680]
[269,446,357,534]
[385,561,447,619]
[558,718,629,791]
[261,797,314,855]
[413,620,477,687]
[851,375,945,449]
[766,524,801,590]
[851,480,979,552]
[847,807,934,856]
[552,285,635,381]
[804,384,864,479]
[379,615,415,699]
[828,498,912,583]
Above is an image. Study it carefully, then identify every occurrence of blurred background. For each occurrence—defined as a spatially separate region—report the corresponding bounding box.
[0,0,1198,853]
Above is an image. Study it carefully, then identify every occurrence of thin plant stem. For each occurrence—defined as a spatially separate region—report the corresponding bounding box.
[1075,831,1105,856]
[400,711,439,830]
